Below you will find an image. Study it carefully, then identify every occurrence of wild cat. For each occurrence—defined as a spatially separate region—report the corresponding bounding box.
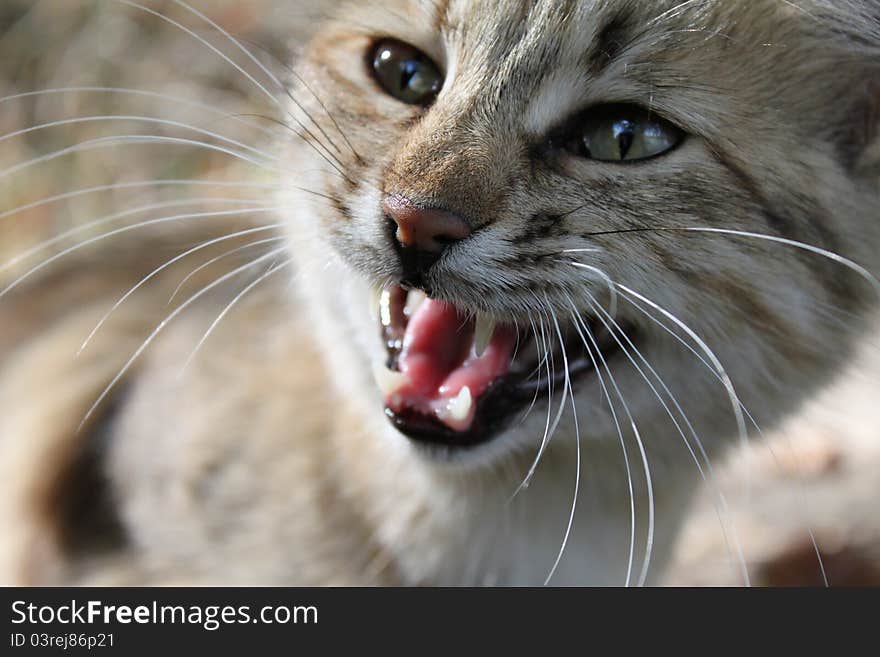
[0,0,879,586]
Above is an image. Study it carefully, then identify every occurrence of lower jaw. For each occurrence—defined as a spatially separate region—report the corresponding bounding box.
[385,378,530,449]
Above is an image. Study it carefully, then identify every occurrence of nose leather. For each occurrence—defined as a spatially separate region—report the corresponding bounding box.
[383,195,472,253]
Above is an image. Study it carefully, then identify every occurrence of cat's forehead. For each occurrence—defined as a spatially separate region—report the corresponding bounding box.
[440,0,622,65]
[412,0,735,134]
[433,0,713,50]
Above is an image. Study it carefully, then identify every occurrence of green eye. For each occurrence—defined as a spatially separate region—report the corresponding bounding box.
[564,105,683,162]
[370,39,443,105]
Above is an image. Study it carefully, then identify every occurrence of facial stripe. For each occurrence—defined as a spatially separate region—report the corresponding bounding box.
[585,9,634,76]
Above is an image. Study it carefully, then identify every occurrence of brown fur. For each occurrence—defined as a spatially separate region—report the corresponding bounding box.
[2,0,879,585]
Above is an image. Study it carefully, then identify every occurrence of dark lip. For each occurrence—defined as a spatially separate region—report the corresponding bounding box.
[385,379,522,449]
[380,286,631,451]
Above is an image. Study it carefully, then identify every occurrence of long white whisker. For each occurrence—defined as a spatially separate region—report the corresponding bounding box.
[616,283,749,464]
[0,206,283,298]
[0,180,284,223]
[0,115,278,162]
[516,314,546,423]
[78,247,288,432]
[181,257,294,372]
[621,291,830,586]
[114,0,351,178]
[629,422,654,586]
[575,303,656,586]
[520,314,551,489]
[679,227,880,299]
[582,287,749,585]
[568,292,655,584]
[279,60,362,159]
[0,86,278,137]
[168,237,287,304]
[113,0,283,114]
[77,225,284,355]
[168,0,345,157]
[565,258,619,318]
[512,303,566,497]
[0,135,280,182]
[2,198,272,274]
[544,306,580,585]
[563,293,636,587]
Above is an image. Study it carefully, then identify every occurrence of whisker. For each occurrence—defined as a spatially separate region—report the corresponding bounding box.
[566,259,618,320]
[0,206,284,299]
[515,314,546,423]
[0,86,278,138]
[511,304,564,498]
[168,237,287,304]
[167,0,346,157]
[562,293,637,587]
[581,286,749,586]
[678,227,880,299]
[114,0,353,181]
[575,226,880,299]
[113,0,283,114]
[181,256,295,372]
[78,246,289,432]
[544,306,580,586]
[233,35,364,160]
[0,180,284,223]
[1,132,342,198]
[621,290,831,586]
[0,135,280,182]
[615,283,749,465]
[0,114,279,162]
[77,225,285,355]
[2,198,274,274]
[628,421,654,586]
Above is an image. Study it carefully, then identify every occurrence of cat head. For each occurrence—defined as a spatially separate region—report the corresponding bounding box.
[282,0,880,464]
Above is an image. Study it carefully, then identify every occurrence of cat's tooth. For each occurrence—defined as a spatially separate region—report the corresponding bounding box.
[473,314,496,357]
[368,286,383,321]
[447,386,473,423]
[372,361,408,396]
[405,289,426,317]
[379,288,393,327]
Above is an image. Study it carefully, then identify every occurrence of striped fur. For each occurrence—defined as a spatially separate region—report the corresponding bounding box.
[2,0,879,585]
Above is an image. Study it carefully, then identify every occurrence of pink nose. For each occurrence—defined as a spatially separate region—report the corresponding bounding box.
[383,195,472,253]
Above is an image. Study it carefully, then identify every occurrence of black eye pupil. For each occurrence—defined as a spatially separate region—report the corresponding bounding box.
[400,61,419,89]
[613,119,635,160]
[371,39,442,106]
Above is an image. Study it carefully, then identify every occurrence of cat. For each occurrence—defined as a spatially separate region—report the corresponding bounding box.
[1,0,879,585]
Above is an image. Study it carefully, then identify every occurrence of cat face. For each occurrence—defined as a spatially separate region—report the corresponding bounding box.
[283,0,880,463]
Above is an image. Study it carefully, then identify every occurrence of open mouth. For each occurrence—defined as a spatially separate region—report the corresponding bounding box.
[374,285,628,450]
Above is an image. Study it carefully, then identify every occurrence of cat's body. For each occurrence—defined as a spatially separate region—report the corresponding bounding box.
[1,0,879,585]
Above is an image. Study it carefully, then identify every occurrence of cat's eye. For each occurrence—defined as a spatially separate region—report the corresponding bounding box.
[563,105,683,162]
[370,39,443,105]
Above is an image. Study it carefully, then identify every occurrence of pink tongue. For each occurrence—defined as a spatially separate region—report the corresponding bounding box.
[386,299,517,432]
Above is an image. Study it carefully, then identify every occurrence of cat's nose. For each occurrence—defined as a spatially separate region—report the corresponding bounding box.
[383,195,472,255]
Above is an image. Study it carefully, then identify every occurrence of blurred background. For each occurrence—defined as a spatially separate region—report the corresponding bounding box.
[1,0,879,586]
